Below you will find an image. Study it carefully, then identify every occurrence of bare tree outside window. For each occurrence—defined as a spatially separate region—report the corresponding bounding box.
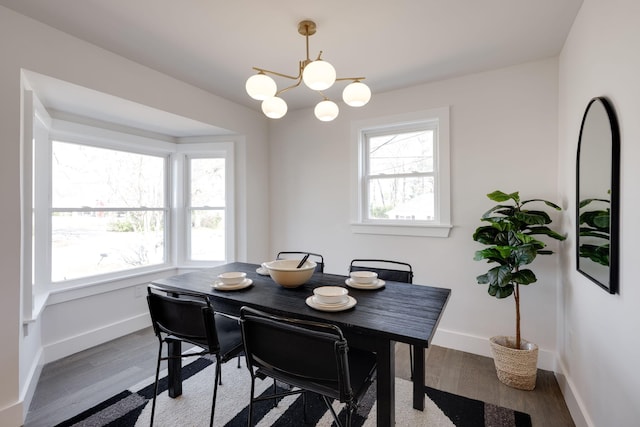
[51,141,166,281]
[365,129,435,221]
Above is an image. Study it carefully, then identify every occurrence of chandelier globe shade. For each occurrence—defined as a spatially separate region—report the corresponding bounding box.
[246,73,277,100]
[342,81,371,107]
[246,20,370,121]
[314,100,339,122]
[261,96,288,119]
[302,60,337,91]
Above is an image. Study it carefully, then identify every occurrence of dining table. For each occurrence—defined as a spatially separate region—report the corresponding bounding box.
[150,262,450,427]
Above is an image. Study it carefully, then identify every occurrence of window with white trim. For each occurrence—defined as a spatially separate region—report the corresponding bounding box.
[351,108,452,237]
[33,119,235,289]
[49,141,167,282]
[185,156,228,262]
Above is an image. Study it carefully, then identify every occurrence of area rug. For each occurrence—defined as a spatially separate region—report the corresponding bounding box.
[55,356,531,427]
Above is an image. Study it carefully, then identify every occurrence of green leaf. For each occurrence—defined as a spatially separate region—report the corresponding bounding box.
[487,190,519,204]
[486,265,512,287]
[578,229,610,240]
[481,205,515,219]
[474,248,508,265]
[512,244,538,266]
[579,244,610,266]
[511,269,537,285]
[526,226,567,241]
[579,198,609,208]
[515,210,551,225]
[521,199,562,211]
[472,226,499,244]
[489,283,514,298]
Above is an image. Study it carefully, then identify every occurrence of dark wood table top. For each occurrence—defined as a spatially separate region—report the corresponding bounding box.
[151,261,451,347]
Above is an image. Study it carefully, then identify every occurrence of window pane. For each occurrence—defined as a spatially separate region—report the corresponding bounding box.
[368,176,435,220]
[368,130,433,175]
[51,211,165,281]
[190,210,225,261]
[52,141,165,208]
[190,158,225,207]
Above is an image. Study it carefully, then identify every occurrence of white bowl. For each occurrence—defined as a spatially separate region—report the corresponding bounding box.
[350,271,378,284]
[313,286,349,305]
[217,271,247,285]
[264,259,317,288]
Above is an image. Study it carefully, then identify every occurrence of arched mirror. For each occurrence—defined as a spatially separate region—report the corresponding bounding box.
[576,97,620,294]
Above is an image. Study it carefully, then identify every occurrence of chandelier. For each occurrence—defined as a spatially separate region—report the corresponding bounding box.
[245,20,371,122]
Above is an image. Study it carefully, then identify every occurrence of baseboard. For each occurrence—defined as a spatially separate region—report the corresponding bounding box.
[0,401,23,427]
[431,328,556,371]
[21,345,44,422]
[433,328,591,426]
[43,313,152,364]
[555,357,593,427]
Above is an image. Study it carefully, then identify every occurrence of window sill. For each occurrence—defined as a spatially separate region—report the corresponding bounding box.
[23,291,50,324]
[351,223,452,237]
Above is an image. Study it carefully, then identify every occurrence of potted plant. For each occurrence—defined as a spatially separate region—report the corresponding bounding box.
[473,190,566,390]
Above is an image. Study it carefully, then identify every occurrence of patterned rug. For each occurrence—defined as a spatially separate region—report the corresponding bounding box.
[55,356,531,426]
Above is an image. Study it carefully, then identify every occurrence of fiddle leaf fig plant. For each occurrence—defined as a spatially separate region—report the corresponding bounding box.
[473,190,566,349]
[578,197,610,266]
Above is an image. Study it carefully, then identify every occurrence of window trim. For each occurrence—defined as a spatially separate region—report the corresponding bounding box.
[176,141,235,267]
[350,108,452,238]
[33,120,236,292]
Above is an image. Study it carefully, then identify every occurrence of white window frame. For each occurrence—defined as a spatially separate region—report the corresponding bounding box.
[351,107,452,237]
[32,121,236,292]
[175,140,235,267]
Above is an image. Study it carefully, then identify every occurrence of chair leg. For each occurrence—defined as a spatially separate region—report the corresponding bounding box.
[248,377,256,427]
[272,378,277,407]
[210,358,221,427]
[150,343,163,427]
[346,402,355,427]
[322,395,343,427]
[302,391,307,422]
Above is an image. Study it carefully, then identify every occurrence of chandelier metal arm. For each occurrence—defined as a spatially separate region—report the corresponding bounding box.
[335,76,366,82]
[246,20,371,121]
[252,66,300,81]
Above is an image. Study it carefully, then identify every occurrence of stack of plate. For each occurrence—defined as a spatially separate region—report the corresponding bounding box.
[212,271,253,291]
[306,286,356,312]
[345,271,385,290]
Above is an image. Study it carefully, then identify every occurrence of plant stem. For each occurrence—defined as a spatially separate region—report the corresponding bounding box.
[514,282,521,349]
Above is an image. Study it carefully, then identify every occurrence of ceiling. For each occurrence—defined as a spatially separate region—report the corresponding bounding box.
[2,0,583,129]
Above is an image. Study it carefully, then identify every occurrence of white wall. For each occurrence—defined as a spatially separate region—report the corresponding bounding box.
[269,58,562,366]
[557,1,640,426]
[0,7,270,425]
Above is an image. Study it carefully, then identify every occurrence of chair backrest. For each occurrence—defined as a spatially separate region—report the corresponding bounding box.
[349,259,414,283]
[146,286,220,353]
[240,306,352,402]
[277,251,325,273]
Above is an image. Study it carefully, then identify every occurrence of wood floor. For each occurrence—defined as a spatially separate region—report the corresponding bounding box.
[24,327,574,426]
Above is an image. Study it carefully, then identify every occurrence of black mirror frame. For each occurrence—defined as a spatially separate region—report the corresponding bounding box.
[576,97,620,294]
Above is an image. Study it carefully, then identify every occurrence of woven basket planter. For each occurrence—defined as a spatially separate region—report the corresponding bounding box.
[489,336,539,390]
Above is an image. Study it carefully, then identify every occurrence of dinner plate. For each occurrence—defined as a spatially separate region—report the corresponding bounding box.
[345,278,385,290]
[256,266,270,276]
[212,278,253,291]
[306,295,357,312]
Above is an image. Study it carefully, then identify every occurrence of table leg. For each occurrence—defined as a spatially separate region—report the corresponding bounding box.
[166,338,182,398]
[413,345,425,410]
[375,340,395,427]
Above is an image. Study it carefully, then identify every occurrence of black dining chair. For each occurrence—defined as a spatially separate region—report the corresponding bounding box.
[277,251,325,273]
[146,284,244,427]
[348,258,416,378]
[239,306,377,427]
[348,258,414,283]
